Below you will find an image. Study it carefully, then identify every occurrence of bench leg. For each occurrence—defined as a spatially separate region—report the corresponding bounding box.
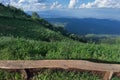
[20,69,29,80]
[103,71,113,80]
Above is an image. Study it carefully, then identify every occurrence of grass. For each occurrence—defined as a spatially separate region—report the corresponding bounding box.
[32,69,101,80]
[0,69,119,80]
[0,36,120,63]
[0,16,67,42]
[0,70,22,80]
[0,69,101,80]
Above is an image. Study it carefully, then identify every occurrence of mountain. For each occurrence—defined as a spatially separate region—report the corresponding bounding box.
[46,18,120,35]
[0,3,69,42]
[0,3,74,60]
[27,8,120,21]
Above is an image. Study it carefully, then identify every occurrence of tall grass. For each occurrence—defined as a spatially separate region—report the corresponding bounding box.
[0,36,120,63]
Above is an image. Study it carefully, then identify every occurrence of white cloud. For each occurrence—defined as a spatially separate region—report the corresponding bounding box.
[17,0,47,11]
[0,0,64,11]
[18,0,39,4]
[50,1,62,9]
[0,0,48,11]
[68,0,78,8]
[80,0,120,8]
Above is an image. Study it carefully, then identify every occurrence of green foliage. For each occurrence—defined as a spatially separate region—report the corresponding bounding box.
[0,16,67,42]
[0,36,120,62]
[31,12,40,19]
[0,70,22,80]
[0,4,29,18]
[32,69,100,80]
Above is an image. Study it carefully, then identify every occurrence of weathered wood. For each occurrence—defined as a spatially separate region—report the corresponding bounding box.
[103,71,113,80]
[0,60,120,72]
[0,60,120,79]
[19,69,28,80]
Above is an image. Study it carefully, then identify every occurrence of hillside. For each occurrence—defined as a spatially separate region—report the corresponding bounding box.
[0,3,28,18]
[0,3,69,42]
[46,18,120,35]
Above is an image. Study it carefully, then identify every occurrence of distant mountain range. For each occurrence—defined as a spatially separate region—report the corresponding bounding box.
[27,8,120,21]
[45,18,120,35]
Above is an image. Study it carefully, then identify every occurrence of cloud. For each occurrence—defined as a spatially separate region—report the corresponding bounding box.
[18,0,46,3]
[0,0,63,11]
[18,0,43,4]
[80,0,120,8]
[50,1,62,9]
[18,0,48,11]
[0,0,48,11]
[68,0,78,8]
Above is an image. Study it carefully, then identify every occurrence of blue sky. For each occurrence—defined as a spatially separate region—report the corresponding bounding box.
[1,0,95,10]
[47,0,95,6]
[1,0,120,11]
[0,0,120,20]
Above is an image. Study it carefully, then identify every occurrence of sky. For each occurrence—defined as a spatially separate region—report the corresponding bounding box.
[1,0,120,11]
[0,0,120,20]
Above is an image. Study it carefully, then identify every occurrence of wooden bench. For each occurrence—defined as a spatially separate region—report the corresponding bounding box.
[0,60,120,80]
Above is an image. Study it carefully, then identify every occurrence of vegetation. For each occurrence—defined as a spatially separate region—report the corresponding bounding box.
[0,69,101,80]
[31,12,40,19]
[1,36,120,62]
[0,3,120,79]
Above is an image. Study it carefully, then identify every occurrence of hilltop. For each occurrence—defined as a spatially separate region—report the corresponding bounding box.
[0,3,69,42]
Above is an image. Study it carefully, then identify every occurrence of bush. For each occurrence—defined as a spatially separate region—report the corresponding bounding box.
[31,12,40,19]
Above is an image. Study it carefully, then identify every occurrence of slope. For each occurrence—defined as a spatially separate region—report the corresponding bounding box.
[0,3,68,42]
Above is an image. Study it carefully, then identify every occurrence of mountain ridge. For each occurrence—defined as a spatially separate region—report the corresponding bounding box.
[46,18,120,35]
[0,3,70,42]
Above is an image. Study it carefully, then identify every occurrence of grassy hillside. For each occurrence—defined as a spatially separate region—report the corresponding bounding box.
[0,16,68,42]
[0,3,120,80]
[0,4,71,43]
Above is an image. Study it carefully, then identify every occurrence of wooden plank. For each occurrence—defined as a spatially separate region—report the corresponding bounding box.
[0,60,119,73]
[103,71,114,80]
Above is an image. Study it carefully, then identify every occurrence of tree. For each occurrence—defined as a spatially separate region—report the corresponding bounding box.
[0,3,4,6]
[31,12,40,19]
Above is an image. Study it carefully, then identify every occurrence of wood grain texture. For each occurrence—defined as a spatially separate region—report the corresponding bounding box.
[0,60,120,80]
[103,71,114,80]
[0,60,119,72]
